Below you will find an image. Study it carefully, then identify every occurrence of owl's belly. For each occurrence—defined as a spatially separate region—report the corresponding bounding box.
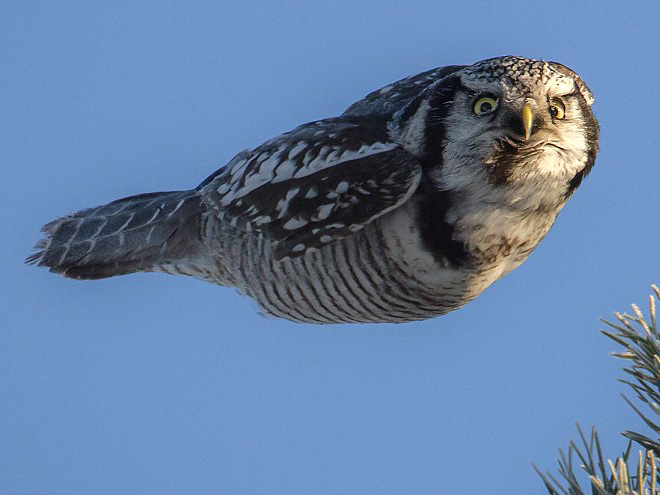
[202,200,546,324]
[207,214,487,324]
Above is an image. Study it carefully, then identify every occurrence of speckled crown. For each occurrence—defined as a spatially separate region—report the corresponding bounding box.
[462,56,594,105]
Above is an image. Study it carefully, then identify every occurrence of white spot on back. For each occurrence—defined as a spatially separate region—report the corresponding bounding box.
[271,160,297,183]
[287,142,307,160]
[253,215,272,225]
[316,204,334,220]
[283,218,308,230]
[293,142,397,180]
[335,181,349,194]
[275,187,300,218]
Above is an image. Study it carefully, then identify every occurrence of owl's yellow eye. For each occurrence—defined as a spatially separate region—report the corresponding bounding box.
[549,99,566,119]
[473,96,498,116]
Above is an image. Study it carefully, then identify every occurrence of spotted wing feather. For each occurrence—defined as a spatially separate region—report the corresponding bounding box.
[201,116,422,259]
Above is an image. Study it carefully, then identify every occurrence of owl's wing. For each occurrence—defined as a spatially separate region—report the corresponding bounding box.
[199,116,422,259]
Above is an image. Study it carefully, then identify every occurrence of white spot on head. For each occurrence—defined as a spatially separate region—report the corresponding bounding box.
[292,243,306,253]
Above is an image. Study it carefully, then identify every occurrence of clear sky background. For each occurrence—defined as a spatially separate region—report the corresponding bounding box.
[2,1,659,494]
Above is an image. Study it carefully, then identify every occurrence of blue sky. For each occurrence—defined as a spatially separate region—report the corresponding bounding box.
[2,1,659,494]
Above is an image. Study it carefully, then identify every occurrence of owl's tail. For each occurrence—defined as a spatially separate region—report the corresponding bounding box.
[26,190,204,280]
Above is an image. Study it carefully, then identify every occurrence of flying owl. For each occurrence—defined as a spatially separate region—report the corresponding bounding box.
[27,56,599,324]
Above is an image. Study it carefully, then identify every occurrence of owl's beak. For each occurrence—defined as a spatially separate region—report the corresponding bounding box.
[522,103,534,141]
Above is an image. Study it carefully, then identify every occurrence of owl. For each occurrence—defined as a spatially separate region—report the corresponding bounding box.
[27,56,598,324]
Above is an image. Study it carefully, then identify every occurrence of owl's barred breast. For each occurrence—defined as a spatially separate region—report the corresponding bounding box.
[203,218,466,324]
[196,199,554,324]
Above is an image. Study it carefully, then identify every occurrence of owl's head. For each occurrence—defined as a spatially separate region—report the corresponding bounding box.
[392,56,599,209]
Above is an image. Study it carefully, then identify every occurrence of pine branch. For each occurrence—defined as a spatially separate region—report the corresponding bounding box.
[536,286,660,494]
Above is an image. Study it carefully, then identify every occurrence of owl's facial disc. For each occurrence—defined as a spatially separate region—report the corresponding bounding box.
[449,84,567,153]
[437,73,594,196]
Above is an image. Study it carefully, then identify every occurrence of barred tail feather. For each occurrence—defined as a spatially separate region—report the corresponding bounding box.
[26,190,203,280]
